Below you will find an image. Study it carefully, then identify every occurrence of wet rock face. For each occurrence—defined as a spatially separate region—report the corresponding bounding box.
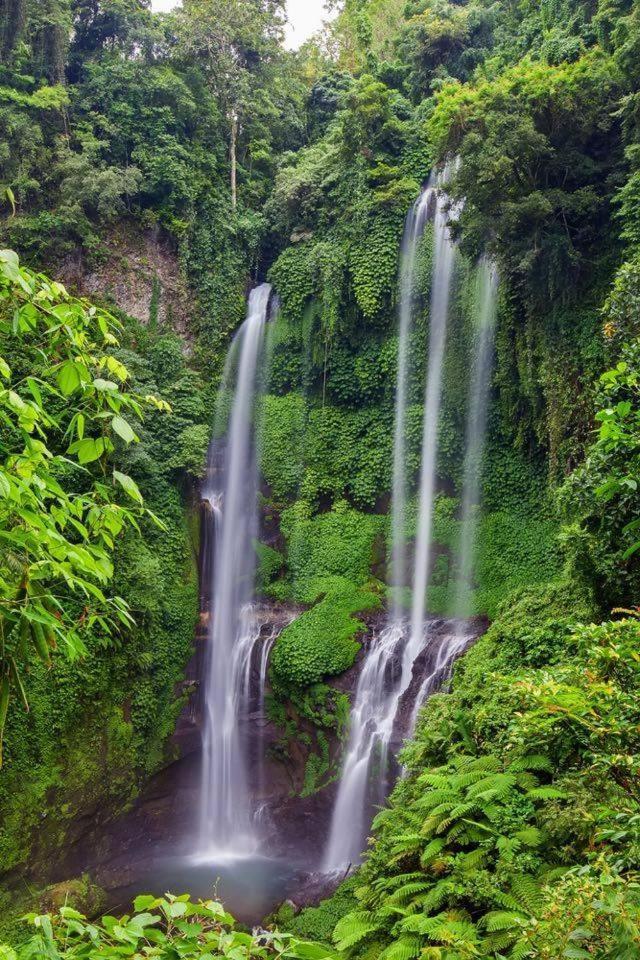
[60,225,194,349]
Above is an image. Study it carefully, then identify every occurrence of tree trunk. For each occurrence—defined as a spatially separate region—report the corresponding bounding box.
[230,112,238,210]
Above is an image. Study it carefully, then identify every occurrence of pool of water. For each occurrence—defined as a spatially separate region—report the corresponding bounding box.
[106,854,299,926]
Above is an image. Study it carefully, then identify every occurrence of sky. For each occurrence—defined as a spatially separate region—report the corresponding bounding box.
[150,0,331,49]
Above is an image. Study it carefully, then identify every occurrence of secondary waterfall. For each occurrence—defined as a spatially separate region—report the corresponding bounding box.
[197,284,271,858]
[323,169,460,872]
[453,257,498,618]
[410,257,498,730]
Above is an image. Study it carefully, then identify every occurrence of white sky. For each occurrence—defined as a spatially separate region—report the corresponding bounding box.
[150,0,331,49]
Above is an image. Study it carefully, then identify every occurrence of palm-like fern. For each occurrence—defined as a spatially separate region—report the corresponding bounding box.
[333,754,564,959]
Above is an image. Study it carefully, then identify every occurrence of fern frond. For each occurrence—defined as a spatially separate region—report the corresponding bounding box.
[418,772,452,789]
[497,835,522,859]
[374,872,424,893]
[508,755,553,774]
[527,786,566,801]
[510,936,535,959]
[481,911,527,932]
[453,755,501,773]
[510,875,543,915]
[468,773,517,801]
[377,935,422,960]
[333,911,380,950]
[457,846,489,871]
[448,801,481,820]
[414,790,458,812]
[513,826,543,847]
[420,838,447,867]
[388,882,432,905]
[514,771,539,791]
[482,930,519,952]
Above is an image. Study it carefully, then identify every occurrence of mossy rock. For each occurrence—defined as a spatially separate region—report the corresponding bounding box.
[271,577,381,687]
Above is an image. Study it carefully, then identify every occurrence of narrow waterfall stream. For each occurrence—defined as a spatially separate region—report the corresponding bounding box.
[453,257,499,619]
[406,164,460,670]
[389,187,435,620]
[323,169,461,871]
[409,257,498,729]
[197,284,271,859]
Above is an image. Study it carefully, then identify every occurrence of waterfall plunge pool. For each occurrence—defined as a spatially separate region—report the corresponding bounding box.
[105,853,299,926]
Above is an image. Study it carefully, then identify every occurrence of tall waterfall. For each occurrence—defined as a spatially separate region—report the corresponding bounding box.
[405,166,459,675]
[197,284,271,858]
[410,257,498,731]
[453,257,498,618]
[323,169,460,872]
[389,188,434,621]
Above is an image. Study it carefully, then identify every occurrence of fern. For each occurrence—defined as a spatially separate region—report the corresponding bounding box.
[526,786,567,801]
[413,789,458,812]
[483,929,520,952]
[510,875,544,915]
[420,837,447,867]
[453,755,501,773]
[482,911,528,932]
[510,936,535,959]
[417,772,452,789]
[333,911,380,950]
[388,881,433,905]
[377,935,422,960]
[374,872,424,893]
[467,773,518,800]
[507,755,553,774]
[513,826,543,847]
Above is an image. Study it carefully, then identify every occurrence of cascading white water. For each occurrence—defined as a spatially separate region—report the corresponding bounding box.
[409,258,498,732]
[389,189,435,621]
[453,257,498,618]
[323,168,461,872]
[197,284,271,859]
[405,164,460,677]
[322,620,404,871]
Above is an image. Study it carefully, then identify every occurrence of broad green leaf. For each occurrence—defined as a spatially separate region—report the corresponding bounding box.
[113,470,143,504]
[111,415,137,444]
[57,361,82,396]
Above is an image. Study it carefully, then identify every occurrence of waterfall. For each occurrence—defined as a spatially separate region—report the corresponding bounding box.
[409,257,498,731]
[389,188,434,621]
[405,165,460,677]
[453,257,498,619]
[197,284,271,859]
[323,168,460,872]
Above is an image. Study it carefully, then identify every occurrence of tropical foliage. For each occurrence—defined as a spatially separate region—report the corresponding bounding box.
[7,895,334,960]
[2,0,640,955]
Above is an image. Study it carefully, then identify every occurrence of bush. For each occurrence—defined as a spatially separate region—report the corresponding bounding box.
[271,577,380,687]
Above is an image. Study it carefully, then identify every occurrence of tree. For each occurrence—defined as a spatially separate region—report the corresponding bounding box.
[0,249,168,760]
[177,0,287,208]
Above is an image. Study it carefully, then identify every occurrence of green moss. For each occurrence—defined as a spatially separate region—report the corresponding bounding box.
[282,501,385,598]
[274,876,360,944]
[271,577,380,687]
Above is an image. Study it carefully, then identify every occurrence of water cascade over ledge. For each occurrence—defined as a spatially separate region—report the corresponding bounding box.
[410,256,498,729]
[197,283,272,859]
[323,167,461,871]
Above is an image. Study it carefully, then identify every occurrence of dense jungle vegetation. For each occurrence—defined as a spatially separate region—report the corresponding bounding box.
[1,0,640,955]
